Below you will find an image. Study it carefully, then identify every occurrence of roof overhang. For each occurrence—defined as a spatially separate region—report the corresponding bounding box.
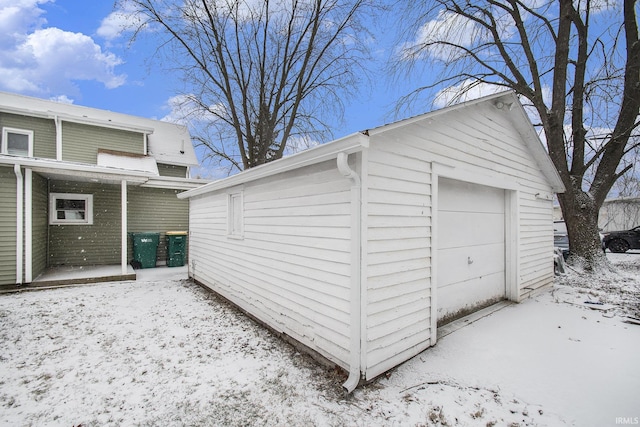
[143,176,211,190]
[497,92,565,193]
[179,91,564,199]
[178,132,369,199]
[368,90,565,194]
[0,105,155,134]
[0,155,209,190]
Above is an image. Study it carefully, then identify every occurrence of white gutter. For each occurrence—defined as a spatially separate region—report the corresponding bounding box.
[0,155,152,183]
[337,152,363,393]
[142,176,211,190]
[24,169,32,283]
[14,164,23,285]
[0,106,156,134]
[178,132,369,199]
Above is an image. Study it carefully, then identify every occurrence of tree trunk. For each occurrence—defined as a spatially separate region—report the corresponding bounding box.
[557,184,607,270]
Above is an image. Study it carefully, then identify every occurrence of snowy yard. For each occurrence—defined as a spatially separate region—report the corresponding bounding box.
[1,254,639,427]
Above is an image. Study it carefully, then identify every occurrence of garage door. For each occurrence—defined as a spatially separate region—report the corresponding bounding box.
[437,178,506,325]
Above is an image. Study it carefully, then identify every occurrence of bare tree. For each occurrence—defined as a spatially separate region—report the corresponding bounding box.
[396,0,640,269]
[121,0,373,172]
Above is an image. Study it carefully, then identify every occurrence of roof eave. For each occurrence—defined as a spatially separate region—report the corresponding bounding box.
[179,132,369,199]
[503,92,566,194]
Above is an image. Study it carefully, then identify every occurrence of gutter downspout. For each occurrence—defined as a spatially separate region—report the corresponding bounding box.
[337,152,362,393]
[14,164,23,285]
[55,115,62,161]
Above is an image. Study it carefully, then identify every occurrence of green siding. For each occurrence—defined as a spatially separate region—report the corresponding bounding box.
[0,166,17,285]
[47,183,189,267]
[127,187,189,264]
[157,163,188,178]
[48,181,122,266]
[61,122,145,164]
[31,173,48,279]
[0,113,56,159]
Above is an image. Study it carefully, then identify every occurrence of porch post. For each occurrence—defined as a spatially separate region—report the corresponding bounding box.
[24,169,32,283]
[14,165,23,285]
[121,180,128,275]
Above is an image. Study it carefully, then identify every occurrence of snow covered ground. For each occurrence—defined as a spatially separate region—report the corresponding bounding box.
[0,253,639,427]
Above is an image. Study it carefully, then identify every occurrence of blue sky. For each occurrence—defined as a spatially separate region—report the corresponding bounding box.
[1,1,201,121]
[2,0,633,189]
[0,0,409,140]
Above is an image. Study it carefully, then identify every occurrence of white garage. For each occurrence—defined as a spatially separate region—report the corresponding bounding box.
[179,91,565,392]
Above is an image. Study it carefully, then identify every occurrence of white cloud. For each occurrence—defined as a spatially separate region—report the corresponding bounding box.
[283,134,320,156]
[398,10,480,62]
[97,4,145,41]
[433,79,505,108]
[0,0,51,44]
[160,94,223,125]
[49,94,74,104]
[0,1,126,97]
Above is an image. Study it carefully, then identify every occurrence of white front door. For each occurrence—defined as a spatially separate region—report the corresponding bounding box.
[437,178,506,325]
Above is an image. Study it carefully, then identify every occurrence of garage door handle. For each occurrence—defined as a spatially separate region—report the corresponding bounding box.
[468,257,474,265]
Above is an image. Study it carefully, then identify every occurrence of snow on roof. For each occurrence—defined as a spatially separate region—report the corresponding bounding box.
[0,91,198,167]
[97,151,159,175]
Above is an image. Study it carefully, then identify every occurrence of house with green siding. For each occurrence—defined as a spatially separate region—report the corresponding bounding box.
[0,91,207,288]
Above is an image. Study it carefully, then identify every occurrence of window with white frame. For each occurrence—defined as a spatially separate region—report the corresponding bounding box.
[227,191,244,238]
[49,193,94,225]
[2,127,34,157]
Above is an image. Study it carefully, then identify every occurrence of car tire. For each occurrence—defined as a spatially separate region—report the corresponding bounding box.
[607,238,630,253]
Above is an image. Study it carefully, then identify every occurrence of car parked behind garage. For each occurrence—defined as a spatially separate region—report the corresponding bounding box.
[603,226,640,253]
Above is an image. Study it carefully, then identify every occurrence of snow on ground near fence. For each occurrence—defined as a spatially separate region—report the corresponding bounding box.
[0,253,639,427]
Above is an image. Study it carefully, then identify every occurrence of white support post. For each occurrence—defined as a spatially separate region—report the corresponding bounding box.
[14,165,23,285]
[25,169,32,283]
[121,180,128,275]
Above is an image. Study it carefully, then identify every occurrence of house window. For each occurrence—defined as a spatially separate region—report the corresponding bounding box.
[49,193,94,225]
[2,127,34,157]
[227,192,244,238]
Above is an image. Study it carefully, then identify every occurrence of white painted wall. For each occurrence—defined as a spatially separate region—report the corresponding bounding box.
[362,100,555,379]
[185,94,558,385]
[363,139,433,379]
[188,159,355,369]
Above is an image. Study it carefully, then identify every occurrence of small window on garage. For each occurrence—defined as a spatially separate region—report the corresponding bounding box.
[227,191,244,238]
[50,193,94,225]
[2,127,33,157]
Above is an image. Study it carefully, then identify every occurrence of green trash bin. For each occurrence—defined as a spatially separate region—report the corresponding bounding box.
[166,231,188,267]
[131,232,160,268]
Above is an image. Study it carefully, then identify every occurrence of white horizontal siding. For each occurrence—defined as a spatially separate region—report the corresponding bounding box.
[363,101,557,379]
[364,145,432,379]
[188,160,353,368]
[389,103,556,302]
[185,98,558,384]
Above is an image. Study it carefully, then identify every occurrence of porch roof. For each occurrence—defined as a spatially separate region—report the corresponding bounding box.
[0,155,209,190]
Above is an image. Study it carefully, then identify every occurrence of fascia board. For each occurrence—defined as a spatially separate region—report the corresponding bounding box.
[367,91,512,137]
[505,93,566,193]
[178,132,369,199]
[0,155,151,183]
[0,105,155,134]
[142,176,211,190]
